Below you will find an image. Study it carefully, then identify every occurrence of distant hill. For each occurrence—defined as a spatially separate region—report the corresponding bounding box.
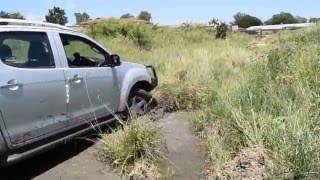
[80,17,150,25]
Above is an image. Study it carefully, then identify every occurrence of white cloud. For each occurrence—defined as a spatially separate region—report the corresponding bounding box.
[26,14,35,20]
[66,1,76,10]
[26,14,43,21]
[47,0,53,7]
[47,0,75,10]
[47,0,62,7]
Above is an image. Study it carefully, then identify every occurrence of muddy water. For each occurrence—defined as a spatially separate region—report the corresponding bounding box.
[157,112,206,180]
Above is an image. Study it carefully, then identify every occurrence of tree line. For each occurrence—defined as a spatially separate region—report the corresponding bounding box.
[0,7,152,25]
[233,12,320,28]
[0,7,319,28]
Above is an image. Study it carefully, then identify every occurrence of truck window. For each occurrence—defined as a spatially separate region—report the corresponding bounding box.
[59,33,106,68]
[0,32,55,68]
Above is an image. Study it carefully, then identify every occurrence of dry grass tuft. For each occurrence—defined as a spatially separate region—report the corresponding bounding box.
[96,117,163,173]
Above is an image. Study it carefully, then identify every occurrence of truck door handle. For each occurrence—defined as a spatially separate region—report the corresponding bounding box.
[1,79,22,90]
[68,75,83,84]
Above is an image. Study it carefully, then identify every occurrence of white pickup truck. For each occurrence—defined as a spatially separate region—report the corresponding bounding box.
[0,19,158,166]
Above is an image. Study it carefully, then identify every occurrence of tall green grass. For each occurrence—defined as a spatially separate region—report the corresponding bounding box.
[88,24,253,110]
[86,21,319,179]
[203,27,320,179]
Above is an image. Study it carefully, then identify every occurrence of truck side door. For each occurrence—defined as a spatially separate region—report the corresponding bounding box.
[0,31,68,145]
[52,32,120,126]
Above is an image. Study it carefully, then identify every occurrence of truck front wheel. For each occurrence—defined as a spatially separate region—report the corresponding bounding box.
[127,89,157,116]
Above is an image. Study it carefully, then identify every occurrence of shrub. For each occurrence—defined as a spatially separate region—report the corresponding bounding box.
[128,24,152,49]
[209,18,229,39]
[86,20,153,49]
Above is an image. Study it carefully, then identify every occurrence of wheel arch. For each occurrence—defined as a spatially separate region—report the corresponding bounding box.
[117,65,154,111]
[129,80,154,95]
[118,80,154,112]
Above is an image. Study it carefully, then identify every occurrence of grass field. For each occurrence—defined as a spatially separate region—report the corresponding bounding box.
[87,21,320,179]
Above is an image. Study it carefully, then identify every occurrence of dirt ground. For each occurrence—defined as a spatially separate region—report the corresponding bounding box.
[0,135,123,180]
[0,112,205,180]
[212,146,266,180]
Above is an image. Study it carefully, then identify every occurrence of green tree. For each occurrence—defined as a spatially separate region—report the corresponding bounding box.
[309,17,320,23]
[233,12,263,28]
[137,11,152,22]
[296,16,307,23]
[45,7,68,25]
[120,13,134,19]
[265,12,298,25]
[9,13,25,19]
[0,11,25,19]
[74,12,90,24]
[0,11,9,18]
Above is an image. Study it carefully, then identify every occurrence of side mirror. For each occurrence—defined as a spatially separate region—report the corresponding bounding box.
[108,54,121,67]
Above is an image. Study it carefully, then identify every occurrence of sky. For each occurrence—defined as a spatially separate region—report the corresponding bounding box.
[1,0,319,25]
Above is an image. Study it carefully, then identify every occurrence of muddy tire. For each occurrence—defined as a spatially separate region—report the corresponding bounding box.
[126,89,157,117]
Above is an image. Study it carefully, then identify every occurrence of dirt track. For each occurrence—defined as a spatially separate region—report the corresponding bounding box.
[1,112,205,180]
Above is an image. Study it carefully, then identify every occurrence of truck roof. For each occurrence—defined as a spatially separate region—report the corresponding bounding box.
[0,18,76,32]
